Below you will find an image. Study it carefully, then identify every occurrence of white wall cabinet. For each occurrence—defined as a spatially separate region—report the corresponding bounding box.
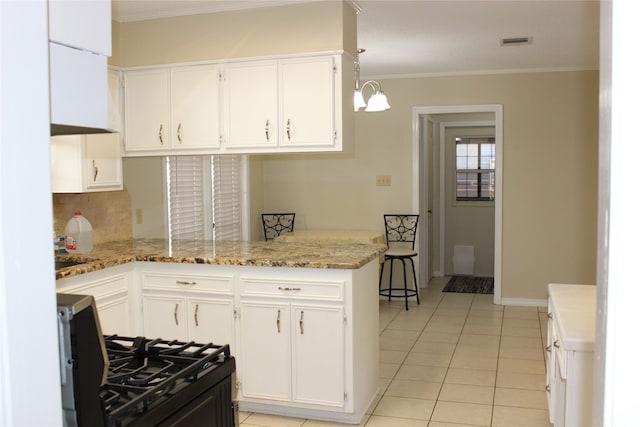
[140,265,235,348]
[546,284,596,427]
[55,264,133,336]
[124,65,220,155]
[50,133,123,193]
[108,68,123,133]
[222,55,341,153]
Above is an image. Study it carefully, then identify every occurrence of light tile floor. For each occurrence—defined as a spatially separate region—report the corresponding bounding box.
[239,277,552,427]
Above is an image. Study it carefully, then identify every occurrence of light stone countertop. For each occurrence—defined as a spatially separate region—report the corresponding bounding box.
[55,238,387,280]
[275,229,385,244]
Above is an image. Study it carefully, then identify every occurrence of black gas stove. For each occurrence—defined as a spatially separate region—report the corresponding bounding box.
[57,294,236,427]
[101,335,236,427]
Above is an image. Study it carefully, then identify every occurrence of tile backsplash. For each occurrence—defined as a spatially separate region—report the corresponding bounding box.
[53,190,132,244]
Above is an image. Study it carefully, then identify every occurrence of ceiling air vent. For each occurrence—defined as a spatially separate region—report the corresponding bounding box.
[500,37,532,46]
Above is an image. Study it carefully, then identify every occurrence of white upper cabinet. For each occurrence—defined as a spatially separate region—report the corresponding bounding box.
[222,54,344,153]
[50,134,123,193]
[224,60,279,150]
[108,69,123,133]
[124,65,220,155]
[280,56,336,148]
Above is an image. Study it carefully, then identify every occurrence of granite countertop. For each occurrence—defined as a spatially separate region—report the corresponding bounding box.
[55,238,387,280]
[275,229,385,244]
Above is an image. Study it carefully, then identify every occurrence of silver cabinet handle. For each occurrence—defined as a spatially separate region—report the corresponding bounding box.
[159,124,164,144]
[546,344,552,353]
[194,303,199,327]
[92,160,98,181]
[553,340,560,348]
[177,122,182,143]
[265,120,270,142]
[547,312,553,319]
[545,385,551,392]
[286,119,291,141]
[278,287,301,291]
[174,303,179,325]
[299,310,304,335]
[276,309,281,333]
[176,280,197,285]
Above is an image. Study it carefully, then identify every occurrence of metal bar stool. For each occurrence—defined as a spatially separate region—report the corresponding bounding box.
[261,213,295,240]
[379,214,420,310]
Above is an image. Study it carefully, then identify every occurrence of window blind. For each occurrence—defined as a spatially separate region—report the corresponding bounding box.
[166,156,206,240]
[212,155,242,240]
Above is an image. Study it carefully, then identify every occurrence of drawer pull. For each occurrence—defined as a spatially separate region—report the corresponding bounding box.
[278,287,301,292]
[174,303,179,325]
[545,385,551,392]
[176,280,197,285]
[265,120,270,142]
[547,312,553,319]
[299,310,304,335]
[194,304,199,327]
[276,309,281,333]
[159,124,164,144]
[553,340,560,348]
[546,344,552,353]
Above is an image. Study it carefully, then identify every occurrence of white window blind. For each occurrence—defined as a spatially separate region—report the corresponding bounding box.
[166,156,206,240]
[166,155,242,241]
[212,155,242,240]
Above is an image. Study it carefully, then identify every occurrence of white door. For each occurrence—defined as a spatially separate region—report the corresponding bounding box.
[142,295,188,341]
[291,304,344,407]
[280,57,335,147]
[187,298,235,348]
[224,60,278,149]
[124,69,170,151]
[171,65,221,149]
[239,301,291,401]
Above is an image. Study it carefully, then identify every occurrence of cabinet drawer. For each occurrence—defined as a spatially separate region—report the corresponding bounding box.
[64,273,128,301]
[142,271,233,294]
[239,277,344,301]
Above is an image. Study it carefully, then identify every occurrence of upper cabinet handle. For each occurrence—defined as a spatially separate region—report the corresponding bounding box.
[92,160,98,181]
[265,120,270,142]
[177,122,183,143]
[286,119,291,141]
[159,124,164,144]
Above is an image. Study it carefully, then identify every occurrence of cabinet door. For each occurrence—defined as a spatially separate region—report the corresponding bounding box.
[239,302,291,401]
[98,297,130,336]
[280,57,335,147]
[187,298,235,349]
[142,295,188,341]
[124,69,171,152]
[171,65,221,149]
[108,69,123,132]
[291,305,344,407]
[224,60,278,149]
[84,134,123,191]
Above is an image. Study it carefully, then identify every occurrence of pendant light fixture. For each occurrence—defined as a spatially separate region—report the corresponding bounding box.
[353,48,390,112]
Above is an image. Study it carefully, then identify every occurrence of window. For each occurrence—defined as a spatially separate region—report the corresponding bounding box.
[455,137,495,201]
[166,155,242,241]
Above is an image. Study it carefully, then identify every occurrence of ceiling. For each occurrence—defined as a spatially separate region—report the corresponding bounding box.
[111,0,600,79]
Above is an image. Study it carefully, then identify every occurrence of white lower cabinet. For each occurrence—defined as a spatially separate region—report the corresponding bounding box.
[240,301,344,406]
[55,264,133,336]
[141,264,235,348]
[546,284,596,427]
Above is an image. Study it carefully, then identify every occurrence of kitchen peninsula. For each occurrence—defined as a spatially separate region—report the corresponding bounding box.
[56,239,385,423]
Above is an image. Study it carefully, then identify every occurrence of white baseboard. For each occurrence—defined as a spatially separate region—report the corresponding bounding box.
[500,297,547,307]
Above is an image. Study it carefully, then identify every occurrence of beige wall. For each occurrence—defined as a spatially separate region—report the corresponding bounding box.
[113,1,355,68]
[260,71,599,300]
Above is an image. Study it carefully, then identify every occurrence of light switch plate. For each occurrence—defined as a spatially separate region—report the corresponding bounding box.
[376,175,391,186]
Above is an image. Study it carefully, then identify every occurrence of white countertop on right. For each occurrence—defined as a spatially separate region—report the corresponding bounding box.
[548,283,596,352]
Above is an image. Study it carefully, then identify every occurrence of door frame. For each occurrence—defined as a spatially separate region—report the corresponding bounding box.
[412,104,503,305]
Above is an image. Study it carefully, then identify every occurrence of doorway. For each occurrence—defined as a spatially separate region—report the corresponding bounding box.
[412,105,503,304]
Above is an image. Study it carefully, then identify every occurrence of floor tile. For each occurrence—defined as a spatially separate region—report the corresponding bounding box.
[494,387,548,409]
[491,406,552,427]
[428,422,485,427]
[242,413,305,426]
[450,353,498,371]
[373,396,436,420]
[380,349,408,364]
[431,401,492,426]
[496,371,546,390]
[445,368,496,387]
[365,415,430,427]
[404,351,452,367]
[438,383,495,405]
[396,364,448,383]
[380,362,401,378]
[498,357,545,375]
[385,379,442,400]
[499,345,544,361]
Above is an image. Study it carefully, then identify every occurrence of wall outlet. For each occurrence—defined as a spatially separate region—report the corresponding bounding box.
[376,175,391,186]
[136,208,143,224]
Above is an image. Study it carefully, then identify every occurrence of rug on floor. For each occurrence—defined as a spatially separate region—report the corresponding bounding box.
[442,275,494,294]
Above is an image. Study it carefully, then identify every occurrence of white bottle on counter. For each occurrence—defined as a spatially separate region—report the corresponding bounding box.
[64,212,93,254]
